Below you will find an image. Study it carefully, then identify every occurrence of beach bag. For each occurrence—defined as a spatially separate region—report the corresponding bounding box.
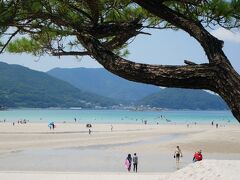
[124,159,129,169]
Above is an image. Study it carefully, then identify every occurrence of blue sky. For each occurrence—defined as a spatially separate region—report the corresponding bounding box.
[0,28,239,73]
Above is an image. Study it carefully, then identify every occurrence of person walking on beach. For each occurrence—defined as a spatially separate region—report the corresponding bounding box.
[193,150,203,162]
[125,154,132,172]
[133,153,138,173]
[174,146,183,164]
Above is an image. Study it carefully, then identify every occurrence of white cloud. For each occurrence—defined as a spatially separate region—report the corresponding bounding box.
[211,28,240,43]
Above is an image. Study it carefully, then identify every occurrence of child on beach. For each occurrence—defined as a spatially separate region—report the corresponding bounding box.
[193,150,203,162]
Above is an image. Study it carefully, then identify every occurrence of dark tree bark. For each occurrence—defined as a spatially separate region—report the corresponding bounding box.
[212,63,240,122]
[76,0,240,123]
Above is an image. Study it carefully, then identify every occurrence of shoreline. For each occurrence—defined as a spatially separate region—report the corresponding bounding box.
[0,109,237,125]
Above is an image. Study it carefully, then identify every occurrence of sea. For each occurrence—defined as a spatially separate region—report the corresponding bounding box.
[0,109,237,124]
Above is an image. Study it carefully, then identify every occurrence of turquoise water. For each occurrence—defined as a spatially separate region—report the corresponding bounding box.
[0,109,237,124]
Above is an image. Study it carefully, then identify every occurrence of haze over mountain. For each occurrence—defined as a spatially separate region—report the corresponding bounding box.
[48,68,228,110]
[138,88,228,110]
[0,62,115,108]
[47,68,160,102]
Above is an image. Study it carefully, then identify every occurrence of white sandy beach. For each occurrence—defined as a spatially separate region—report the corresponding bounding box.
[0,122,239,179]
[0,160,239,180]
[0,123,239,154]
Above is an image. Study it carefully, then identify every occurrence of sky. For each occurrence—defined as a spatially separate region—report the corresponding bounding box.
[0,27,239,73]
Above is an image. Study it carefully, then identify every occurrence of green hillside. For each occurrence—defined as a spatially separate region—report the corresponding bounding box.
[0,62,115,108]
[137,88,228,110]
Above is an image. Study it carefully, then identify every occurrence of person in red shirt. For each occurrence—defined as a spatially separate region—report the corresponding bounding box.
[193,150,203,162]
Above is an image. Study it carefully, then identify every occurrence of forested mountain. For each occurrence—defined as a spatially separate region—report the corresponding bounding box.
[47,67,160,102]
[0,62,115,108]
[48,68,228,110]
[137,88,228,110]
[0,62,228,110]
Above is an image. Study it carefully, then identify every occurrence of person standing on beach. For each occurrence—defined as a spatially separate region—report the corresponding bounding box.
[125,154,132,172]
[133,153,138,173]
[174,146,183,164]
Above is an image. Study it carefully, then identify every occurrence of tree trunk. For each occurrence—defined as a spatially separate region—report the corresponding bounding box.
[213,61,240,121]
